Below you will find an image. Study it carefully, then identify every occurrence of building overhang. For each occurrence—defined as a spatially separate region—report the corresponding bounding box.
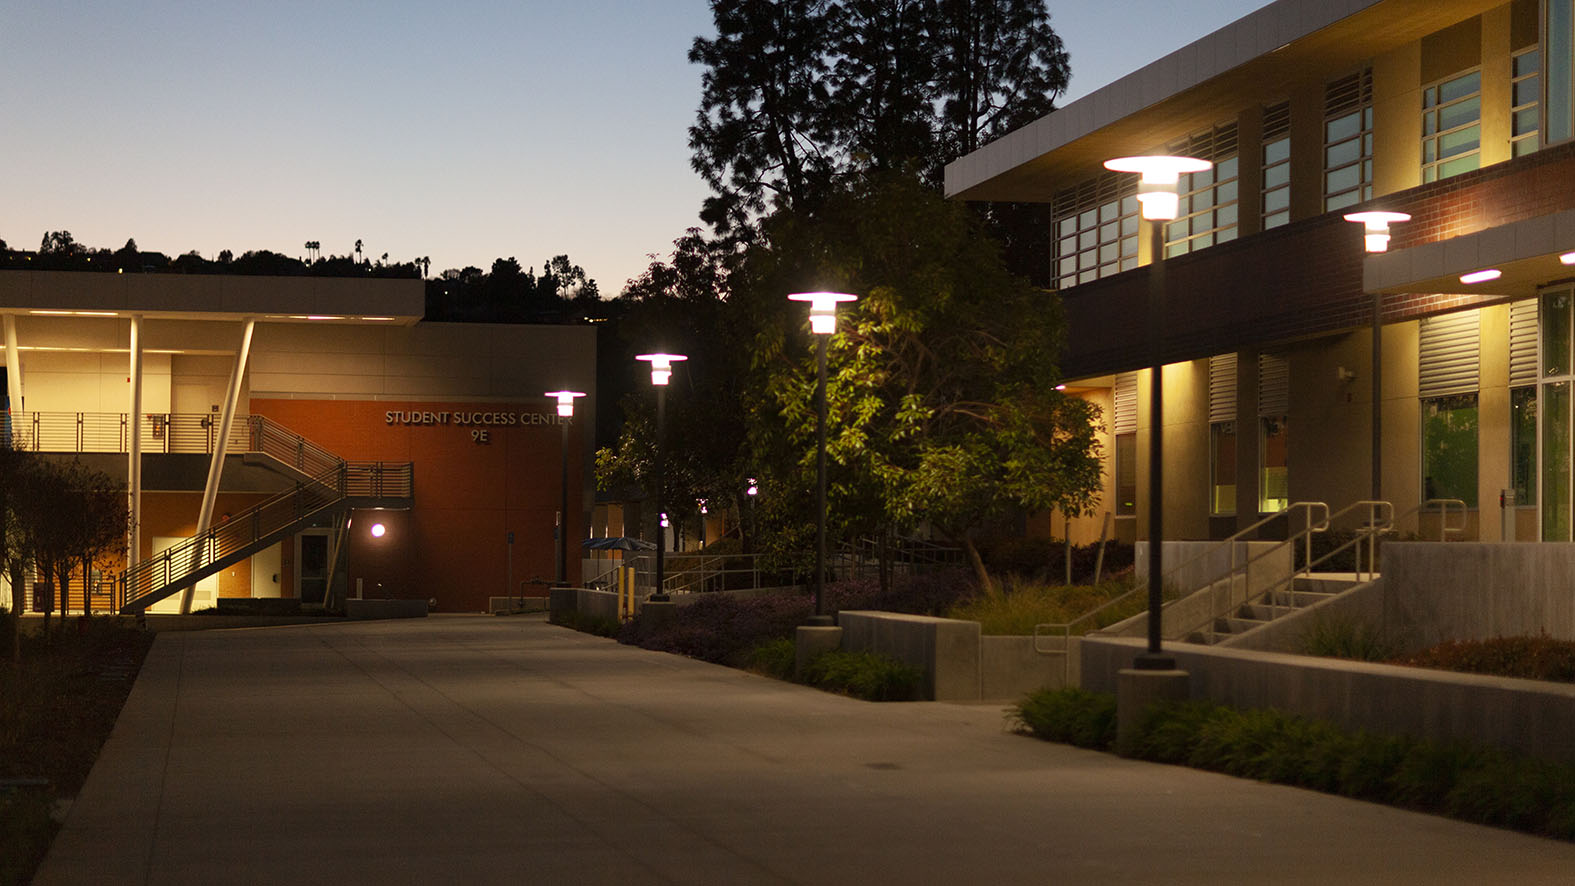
[0,270,424,326]
[1366,210,1575,300]
[944,0,1502,202]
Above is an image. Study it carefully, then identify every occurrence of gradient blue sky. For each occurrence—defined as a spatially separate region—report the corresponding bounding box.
[5,1,1269,294]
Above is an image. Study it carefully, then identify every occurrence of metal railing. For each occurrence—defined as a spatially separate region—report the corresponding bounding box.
[837,535,963,581]
[119,460,413,613]
[7,411,343,477]
[1392,498,1470,541]
[659,551,765,594]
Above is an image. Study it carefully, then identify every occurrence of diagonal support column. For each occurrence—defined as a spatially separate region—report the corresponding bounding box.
[4,314,21,424]
[182,318,255,613]
[128,316,145,575]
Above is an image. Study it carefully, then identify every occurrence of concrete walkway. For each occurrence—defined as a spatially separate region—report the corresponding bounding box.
[34,614,1575,885]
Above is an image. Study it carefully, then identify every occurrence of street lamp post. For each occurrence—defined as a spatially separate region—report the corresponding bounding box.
[636,353,686,601]
[1105,155,1210,669]
[545,390,586,587]
[1344,211,1410,502]
[788,291,858,625]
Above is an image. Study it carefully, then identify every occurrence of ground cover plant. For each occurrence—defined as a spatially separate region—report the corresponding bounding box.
[1300,613,1404,662]
[944,572,1139,635]
[1,613,154,884]
[1390,635,1575,683]
[1012,687,1575,840]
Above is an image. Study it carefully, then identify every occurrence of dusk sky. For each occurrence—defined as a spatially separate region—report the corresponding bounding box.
[5,1,1269,295]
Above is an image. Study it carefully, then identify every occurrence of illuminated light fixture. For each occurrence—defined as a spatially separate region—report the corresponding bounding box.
[1460,268,1502,284]
[636,352,687,385]
[360,316,397,322]
[1055,384,1068,391]
[1561,251,1575,265]
[747,478,758,496]
[29,309,118,317]
[660,512,670,528]
[699,500,709,515]
[370,523,386,538]
[288,315,345,321]
[544,389,586,417]
[1343,211,1411,253]
[1103,155,1212,220]
[787,291,859,334]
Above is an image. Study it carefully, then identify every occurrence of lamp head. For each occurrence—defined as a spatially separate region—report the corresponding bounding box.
[1104,156,1211,220]
[788,291,858,334]
[545,390,586,417]
[636,353,687,386]
[1343,211,1411,253]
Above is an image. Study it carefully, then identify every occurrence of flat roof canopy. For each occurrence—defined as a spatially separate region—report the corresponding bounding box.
[0,270,424,326]
[945,0,1502,202]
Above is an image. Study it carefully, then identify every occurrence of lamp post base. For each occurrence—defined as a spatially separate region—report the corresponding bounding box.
[1116,665,1190,756]
[804,614,835,627]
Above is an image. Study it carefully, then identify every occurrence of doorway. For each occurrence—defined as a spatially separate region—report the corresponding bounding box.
[296,531,331,604]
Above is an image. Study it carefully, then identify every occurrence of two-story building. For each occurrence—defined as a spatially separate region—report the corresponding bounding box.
[948,0,1575,548]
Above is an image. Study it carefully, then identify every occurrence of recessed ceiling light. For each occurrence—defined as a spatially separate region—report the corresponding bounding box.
[1561,251,1575,265]
[1460,269,1502,284]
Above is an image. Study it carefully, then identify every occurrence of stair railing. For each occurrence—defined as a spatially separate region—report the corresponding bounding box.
[1390,498,1469,541]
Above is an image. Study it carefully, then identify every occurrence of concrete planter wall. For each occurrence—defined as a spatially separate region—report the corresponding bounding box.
[1383,542,1575,646]
[1082,635,1575,763]
[830,611,1073,702]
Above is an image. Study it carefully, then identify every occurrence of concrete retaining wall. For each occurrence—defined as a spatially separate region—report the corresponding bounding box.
[1081,635,1575,763]
[838,611,981,701]
[1384,542,1575,646]
[549,587,620,624]
[981,635,1078,700]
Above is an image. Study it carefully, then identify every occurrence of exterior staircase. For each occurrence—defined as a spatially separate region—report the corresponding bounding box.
[1192,573,1370,645]
[2,410,414,615]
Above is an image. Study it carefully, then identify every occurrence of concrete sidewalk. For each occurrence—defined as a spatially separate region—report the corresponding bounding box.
[34,614,1575,884]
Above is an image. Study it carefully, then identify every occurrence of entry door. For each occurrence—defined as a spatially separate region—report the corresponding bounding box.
[296,531,331,604]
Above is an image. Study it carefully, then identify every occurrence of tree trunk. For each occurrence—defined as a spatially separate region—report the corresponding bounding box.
[8,564,20,664]
[878,529,891,595]
[960,534,991,592]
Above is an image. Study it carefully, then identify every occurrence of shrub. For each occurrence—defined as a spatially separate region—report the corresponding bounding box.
[801,649,923,701]
[1301,614,1402,662]
[1393,634,1575,683]
[744,638,797,680]
[1016,691,1575,841]
[947,574,1139,635]
[1012,688,1116,749]
[977,536,1134,584]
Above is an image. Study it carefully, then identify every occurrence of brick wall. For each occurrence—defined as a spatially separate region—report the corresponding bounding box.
[1059,141,1575,379]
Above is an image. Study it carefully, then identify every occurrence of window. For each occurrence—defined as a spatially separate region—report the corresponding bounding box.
[1551,0,1573,144]
[1422,69,1482,182]
[1542,288,1575,539]
[1163,125,1239,258]
[1422,394,1479,506]
[1051,176,1139,291]
[1513,48,1541,157]
[1512,385,1537,507]
[1209,353,1238,515]
[1324,69,1374,211]
[1258,354,1289,513]
[1261,102,1291,230]
[1113,372,1138,516]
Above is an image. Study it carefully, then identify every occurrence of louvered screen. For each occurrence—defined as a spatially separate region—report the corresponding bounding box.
[1263,101,1291,141]
[1325,67,1374,117]
[1509,299,1538,386]
[1419,311,1481,398]
[1259,354,1289,416]
[1113,373,1138,435]
[1209,353,1238,423]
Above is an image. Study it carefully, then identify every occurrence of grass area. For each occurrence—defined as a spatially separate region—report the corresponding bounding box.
[1391,635,1575,683]
[1013,688,1575,840]
[944,574,1142,635]
[0,612,154,884]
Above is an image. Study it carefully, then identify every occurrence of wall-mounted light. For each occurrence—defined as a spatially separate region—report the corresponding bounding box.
[1460,269,1502,284]
[1561,251,1575,266]
[1103,156,1212,220]
[1343,211,1411,253]
[370,523,386,538]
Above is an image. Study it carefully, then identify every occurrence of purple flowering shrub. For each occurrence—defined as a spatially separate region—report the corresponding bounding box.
[617,570,978,667]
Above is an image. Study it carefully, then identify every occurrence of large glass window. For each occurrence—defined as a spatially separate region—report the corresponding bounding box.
[1261,101,1291,230]
[1051,178,1139,291]
[1422,394,1479,506]
[1163,124,1239,258]
[1542,288,1575,539]
[1422,70,1482,182]
[1513,48,1542,156]
[1211,421,1237,515]
[1551,0,1573,145]
[1115,432,1137,516]
[1512,386,1538,507]
[1259,417,1288,513]
[1325,70,1374,211]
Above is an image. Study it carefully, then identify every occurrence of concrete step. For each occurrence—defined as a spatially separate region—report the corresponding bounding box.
[1214,615,1267,636]
[1264,590,1337,609]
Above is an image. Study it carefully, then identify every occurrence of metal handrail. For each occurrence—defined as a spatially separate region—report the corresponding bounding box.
[1390,498,1470,541]
[660,551,766,594]
[8,411,345,476]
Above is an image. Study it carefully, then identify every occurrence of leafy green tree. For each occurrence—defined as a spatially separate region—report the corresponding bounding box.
[0,443,39,661]
[739,173,1101,587]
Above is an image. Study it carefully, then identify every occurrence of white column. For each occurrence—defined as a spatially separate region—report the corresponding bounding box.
[183,318,255,613]
[128,315,144,570]
[3,314,20,418]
